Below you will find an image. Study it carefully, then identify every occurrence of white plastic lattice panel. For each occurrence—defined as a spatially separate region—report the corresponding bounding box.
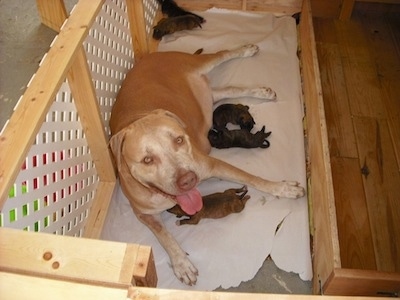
[84,0,135,136]
[0,83,98,237]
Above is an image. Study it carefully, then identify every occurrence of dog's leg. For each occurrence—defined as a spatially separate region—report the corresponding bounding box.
[212,86,277,102]
[196,44,260,74]
[138,213,198,285]
[197,150,305,198]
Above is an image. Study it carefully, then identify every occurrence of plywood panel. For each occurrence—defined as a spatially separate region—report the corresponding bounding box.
[353,117,400,272]
[330,157,376,270]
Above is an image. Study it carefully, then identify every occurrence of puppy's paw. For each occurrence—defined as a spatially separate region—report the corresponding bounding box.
[273,181,305,199]
[172,255,199,286]
[254,87,277,101]
[239,44,259,57]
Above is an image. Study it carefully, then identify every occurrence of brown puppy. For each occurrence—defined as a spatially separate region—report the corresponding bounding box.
[208,125,271,149]
[213,103,255,131]
[109,44,304,286]
[153,15,202,40]
[167,185,250,225]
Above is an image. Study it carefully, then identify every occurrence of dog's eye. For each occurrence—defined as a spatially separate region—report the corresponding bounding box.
[176,136,184,145]
[143,156,153,164]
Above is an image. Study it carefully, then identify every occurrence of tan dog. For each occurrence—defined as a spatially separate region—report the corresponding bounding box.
[109,44,305,286]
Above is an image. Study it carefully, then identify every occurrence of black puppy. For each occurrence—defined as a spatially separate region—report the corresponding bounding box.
[153,15,202,40]
[213,103,255,131]
[157,0,205,23]
[208,126,271,149]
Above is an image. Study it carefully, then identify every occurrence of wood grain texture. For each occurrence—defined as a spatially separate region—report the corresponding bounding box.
[300,1,340,294]
[336,21,387,119]
[315,6,400,293]
[324,268,400,296]
[316,42,358,158]
[360,13,400,173]
[0,272,129,300]
[0,227,156,287]
[330,157,376,270]
[353,117,400,272]
[36,0,68,32]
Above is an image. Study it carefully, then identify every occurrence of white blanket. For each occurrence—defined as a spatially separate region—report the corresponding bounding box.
[101,8,312,290]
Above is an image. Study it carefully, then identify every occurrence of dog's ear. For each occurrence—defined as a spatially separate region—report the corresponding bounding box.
[109,129,127,171]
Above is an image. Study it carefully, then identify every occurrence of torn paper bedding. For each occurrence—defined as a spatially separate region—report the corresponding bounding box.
[101,8,312,290]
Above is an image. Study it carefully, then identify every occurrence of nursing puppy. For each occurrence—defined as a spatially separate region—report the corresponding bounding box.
[213,103,256,131]
[157,0,205,23]
[167,185,250,225]
[208,126,271,149]
[109,44,305,286]
[153,15,202,40]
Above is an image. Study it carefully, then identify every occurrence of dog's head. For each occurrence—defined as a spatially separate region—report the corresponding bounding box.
[109,109,203,214]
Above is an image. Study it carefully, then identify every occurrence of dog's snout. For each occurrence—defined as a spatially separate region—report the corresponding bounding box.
[177,170,197,191]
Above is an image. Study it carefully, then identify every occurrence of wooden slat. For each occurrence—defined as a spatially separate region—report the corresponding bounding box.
[324,268,400,296]
[0,0,104,208]
[299,0,340,294]
[353,117,400,272]
[0,271,387,300]
[330,157,376,270]
[67,47,117,238]
[36,0,68,32]
[309,0,342,18]
[0,272,129,300]
[82,181,116,239]
[0,227,157,287]
[126,0,149,60]
[339,0,355,20]
[128,286,384,300]
[67,47,116,183]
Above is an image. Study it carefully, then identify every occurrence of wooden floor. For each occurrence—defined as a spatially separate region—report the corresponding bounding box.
[314,4,400,273]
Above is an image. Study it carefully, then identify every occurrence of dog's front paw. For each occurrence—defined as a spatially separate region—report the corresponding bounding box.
[255,87,277,101]
[240,44,259,57]
[273,181,305,199]
[172,254,199,285]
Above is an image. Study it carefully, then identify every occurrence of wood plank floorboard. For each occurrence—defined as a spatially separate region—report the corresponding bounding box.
[314,4,400,273]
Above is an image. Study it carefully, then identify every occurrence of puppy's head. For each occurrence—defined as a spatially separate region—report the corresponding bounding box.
[236,105,255,131]
[109,109,200,197]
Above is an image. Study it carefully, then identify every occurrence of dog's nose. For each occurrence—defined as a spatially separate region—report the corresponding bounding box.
[177,171,197,191]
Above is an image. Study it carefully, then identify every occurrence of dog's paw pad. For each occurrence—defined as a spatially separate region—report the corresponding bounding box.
[255,87,277,101]
[275,181,305,199]
[240,44,259,57]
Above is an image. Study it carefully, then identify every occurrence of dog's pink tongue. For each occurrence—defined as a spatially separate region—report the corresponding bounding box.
[176,188,203,215]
